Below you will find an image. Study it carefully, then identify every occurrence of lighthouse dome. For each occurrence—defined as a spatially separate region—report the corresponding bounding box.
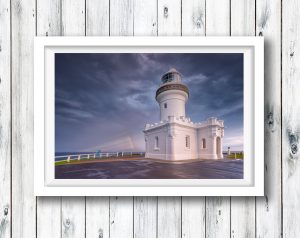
[161,68,182,84]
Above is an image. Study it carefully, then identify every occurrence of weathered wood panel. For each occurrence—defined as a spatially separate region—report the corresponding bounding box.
[110,197,134,238]
[86,197,110,238]
[182,197,205,238]
[37,197,61,238]
[86,0,109,36]
[0,0,11,237]
[60,1,86,238]
[182,0,205,36]
[158,0,181,36]
[84,1,110,238]
[11,0,36,237]
[62,197,85,238]
[133,2,158,238]
[256,0,282,237]
[181,1,206,237]
[61,0,85,36]
[110,0,134,36]
[109,2,134,238]
[282,0,300,237]
[36,1,62,237]
[230,1,256,237]
[205,1,231,237]
[157,197,181,238]
[134,197,157,238]
[134,0,157,36]
[157,1,182,237]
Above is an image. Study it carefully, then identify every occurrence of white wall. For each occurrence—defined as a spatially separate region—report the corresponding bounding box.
[157,89,188,121]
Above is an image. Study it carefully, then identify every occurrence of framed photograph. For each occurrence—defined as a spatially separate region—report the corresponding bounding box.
[34,37,264,196]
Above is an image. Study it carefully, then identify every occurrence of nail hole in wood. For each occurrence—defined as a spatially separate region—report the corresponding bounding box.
[98,228,103,238]
[164,6,168,18]
[267,112,274,130]
[4,206,8,216]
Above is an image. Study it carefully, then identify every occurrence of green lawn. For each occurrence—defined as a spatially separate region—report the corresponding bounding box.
[227,153,244,159]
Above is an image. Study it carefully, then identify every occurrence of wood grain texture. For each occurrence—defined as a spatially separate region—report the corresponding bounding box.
[182,197,205,238]
[110,0,134,36]
[134,197,157,238]
[230,1,256,237]
[0,0,10,237]
[157,197,181,238]
[3,0,298,237]
[182,0,205,36]
[11,0,36,237]
[37,0,61,36]
[86,0,109,36]
[282,0,300,237]
[86,197,110,238]
[62,197,85,238]
[206,0,230,36]
[62,0,85,36]
[206,198,230,238]
[256,0,282,237]
[37,197,61,238]
[134,0,157,36]
[205,1,231,237]
[110,197,134,238]
[158,0,181,36]
[36,1,62,237]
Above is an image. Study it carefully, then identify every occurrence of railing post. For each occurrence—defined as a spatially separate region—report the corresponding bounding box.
[78,155,81,161]
[94,153,96,159]
[88,154,90,159]
[67,156,71,163]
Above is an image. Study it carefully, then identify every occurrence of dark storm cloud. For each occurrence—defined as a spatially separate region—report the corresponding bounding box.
[55,53,243,152]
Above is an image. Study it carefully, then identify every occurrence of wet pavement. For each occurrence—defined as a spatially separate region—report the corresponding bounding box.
[55,158,243,179]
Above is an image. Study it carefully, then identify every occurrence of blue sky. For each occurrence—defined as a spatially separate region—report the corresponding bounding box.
[55,53,243,152]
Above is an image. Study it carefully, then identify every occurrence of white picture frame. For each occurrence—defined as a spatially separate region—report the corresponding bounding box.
[34,36,264,196]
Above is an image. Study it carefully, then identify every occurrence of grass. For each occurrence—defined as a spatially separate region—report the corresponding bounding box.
[227,153,244,159]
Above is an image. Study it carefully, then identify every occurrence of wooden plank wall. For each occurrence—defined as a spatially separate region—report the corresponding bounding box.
[1,0,299,237]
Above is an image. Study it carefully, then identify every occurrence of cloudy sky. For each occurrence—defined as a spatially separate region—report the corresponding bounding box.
[55,53,243,153]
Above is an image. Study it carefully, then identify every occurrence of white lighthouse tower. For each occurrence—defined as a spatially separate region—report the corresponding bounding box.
[144,68,224,161]
[156,68,189,121]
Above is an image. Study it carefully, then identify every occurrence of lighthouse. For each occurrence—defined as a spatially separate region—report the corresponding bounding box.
[144,68,225,161]
[156,68,189,121]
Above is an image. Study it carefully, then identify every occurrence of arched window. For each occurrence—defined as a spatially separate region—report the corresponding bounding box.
[155,136,159,149]
[185,135,190,148]
[202,138,206,149]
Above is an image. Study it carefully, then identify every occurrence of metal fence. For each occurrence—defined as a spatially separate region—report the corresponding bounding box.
[55,152,145,163]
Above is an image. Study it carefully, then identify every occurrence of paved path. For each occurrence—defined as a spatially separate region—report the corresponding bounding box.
[55,158,243,179]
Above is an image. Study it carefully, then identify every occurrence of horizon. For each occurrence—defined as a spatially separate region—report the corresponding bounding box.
[55,53,244,152]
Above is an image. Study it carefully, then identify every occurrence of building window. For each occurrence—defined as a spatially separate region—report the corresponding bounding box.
[185,135,190,148]
[202,138,206,149]
[164,103,167,108]
[155,136,159,149]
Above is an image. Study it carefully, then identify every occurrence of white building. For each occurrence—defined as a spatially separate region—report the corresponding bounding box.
[144,68,224,160]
